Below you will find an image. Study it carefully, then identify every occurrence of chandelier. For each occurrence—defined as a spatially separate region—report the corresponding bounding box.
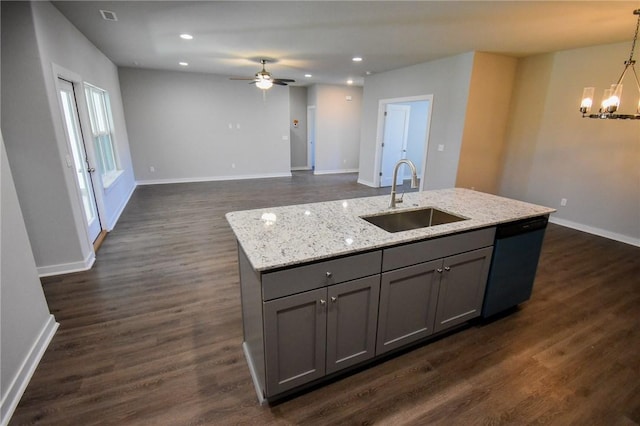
[580,9,640,120]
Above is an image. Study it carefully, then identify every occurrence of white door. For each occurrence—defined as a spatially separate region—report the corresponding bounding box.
[380,104,410,187]
[58,78,102,243]
[307,106,316,170]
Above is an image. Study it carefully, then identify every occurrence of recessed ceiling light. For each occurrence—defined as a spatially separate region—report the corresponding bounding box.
[347,79,354,85]
[305,74,312,78]
[180,34,193,40]
[352,57,363,62]
[365,71,372,75]
[179,62,189,66]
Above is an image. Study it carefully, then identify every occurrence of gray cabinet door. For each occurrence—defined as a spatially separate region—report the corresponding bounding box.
[326,275,380,374]
[263,287,327,396]
[376,260,441,355]
[434,247,493,333]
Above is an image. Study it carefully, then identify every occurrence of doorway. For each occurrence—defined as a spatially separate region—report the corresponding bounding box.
[374,95,433,189]
[380,104,411,186]
[58,78,103,244]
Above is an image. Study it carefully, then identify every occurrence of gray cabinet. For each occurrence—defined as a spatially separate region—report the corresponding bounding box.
[326,276,380,374]
[263,287,326,396]
[238,227,496,402]
[376,229,494,356]
[377,260,441,354]
[262,273,380,396]
[434,247,493,333]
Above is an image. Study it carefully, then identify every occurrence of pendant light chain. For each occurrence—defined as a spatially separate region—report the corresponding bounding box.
[626,10,640,64]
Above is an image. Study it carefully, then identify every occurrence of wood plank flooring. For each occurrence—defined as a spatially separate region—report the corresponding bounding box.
[10,172,640,425]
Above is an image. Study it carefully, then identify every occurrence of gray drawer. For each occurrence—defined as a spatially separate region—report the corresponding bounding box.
[382,227,495,272]
[262,250,382,301]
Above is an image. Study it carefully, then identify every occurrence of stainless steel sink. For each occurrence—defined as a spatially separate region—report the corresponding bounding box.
[361,207,467,233]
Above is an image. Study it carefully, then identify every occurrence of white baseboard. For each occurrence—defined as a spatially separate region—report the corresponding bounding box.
[1,315,58,426]
[106,181,137,231]
[549,216,640,247]
[136,172,292,186]
[313,168,359,175]
[291,166,312,171]
[357,178,376,188]
[37,250,95,277]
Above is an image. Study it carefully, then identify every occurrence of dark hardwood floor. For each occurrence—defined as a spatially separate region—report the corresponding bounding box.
[10,172,640,425]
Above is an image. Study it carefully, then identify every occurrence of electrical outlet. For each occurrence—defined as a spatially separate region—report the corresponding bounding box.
[560,198,567,206]
[149,166,155,172]
[231,163,236,169]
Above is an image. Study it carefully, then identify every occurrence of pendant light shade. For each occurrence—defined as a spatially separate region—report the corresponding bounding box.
[579,9,640,120]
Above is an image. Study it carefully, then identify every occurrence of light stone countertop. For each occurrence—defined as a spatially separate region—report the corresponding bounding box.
[225,188,556,272]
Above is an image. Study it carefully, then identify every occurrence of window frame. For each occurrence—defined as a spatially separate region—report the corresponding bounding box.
[84,83,122,189]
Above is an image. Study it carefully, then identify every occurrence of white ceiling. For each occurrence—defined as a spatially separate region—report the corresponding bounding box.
[52,1,640,86]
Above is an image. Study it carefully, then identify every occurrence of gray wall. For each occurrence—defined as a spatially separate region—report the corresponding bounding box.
[119,67,291,183]
[1,135,57,424]
[312,84,363,174]
[358,52,474,189]
[501,42,639,244]
[289,86,308,169]
[1,1,136,274]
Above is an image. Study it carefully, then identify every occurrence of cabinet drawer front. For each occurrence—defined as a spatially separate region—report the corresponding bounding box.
[262,250,382,301]
[382,227,495,272]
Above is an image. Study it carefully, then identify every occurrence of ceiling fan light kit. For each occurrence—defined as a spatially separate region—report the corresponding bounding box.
[230,59,295,90]
[579,9,640,120]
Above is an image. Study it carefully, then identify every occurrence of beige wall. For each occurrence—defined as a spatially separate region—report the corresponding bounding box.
[456,52,517,193]
[500,42,640,244]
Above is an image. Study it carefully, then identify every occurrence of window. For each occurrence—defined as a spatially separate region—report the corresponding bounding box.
[84,84,121,188]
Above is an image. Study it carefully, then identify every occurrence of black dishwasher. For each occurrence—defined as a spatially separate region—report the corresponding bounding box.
[482,215,549,318]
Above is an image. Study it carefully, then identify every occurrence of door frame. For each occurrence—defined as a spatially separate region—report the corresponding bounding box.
[306,105,316,170]
[373,95,434,189]
[52,64,107,251]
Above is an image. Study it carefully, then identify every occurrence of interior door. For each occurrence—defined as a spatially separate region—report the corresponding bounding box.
[58,78,102,243]
[380,104,410,187]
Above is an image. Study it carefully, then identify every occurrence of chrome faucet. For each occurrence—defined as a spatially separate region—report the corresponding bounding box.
[389,159,419,208]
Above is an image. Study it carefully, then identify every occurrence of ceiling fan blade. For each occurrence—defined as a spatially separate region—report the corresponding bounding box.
[275,79,295,83]
[271,80,288,86]
[229,77,256,81]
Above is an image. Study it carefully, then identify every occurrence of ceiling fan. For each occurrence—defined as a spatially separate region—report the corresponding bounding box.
[230,59,295,90]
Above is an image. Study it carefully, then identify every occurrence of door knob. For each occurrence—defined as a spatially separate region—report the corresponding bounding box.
[88,167,96,173]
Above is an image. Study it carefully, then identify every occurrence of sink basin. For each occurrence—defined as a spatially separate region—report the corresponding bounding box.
[361,207,467,233]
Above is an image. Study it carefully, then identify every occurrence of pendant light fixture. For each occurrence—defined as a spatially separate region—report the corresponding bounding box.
[579,9,640,120]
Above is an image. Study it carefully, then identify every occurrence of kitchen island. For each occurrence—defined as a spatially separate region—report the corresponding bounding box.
[226,188,555,403]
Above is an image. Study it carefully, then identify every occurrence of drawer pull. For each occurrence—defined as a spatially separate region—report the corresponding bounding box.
[437,268,443,273]
[326,271,332,278]
[444,266,451,271]
[320,299,326,305]
[331,296,337,303]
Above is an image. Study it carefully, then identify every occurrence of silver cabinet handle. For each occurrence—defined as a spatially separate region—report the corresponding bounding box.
[88,167,96,173]
[331,296,337,303]
[436,268,443,273]
[326,272,332,278]
[444,266,451,271]
[320,299,326,305]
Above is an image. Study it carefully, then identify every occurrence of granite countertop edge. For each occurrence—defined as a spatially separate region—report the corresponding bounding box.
[225,188,556,272]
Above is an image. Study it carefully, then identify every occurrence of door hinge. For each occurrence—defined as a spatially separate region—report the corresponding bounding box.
[384,111,387,116]
[381,143,385,147]
[379,172,383,177]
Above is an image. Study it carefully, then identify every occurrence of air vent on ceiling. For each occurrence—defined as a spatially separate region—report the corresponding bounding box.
[99,9,118,21]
